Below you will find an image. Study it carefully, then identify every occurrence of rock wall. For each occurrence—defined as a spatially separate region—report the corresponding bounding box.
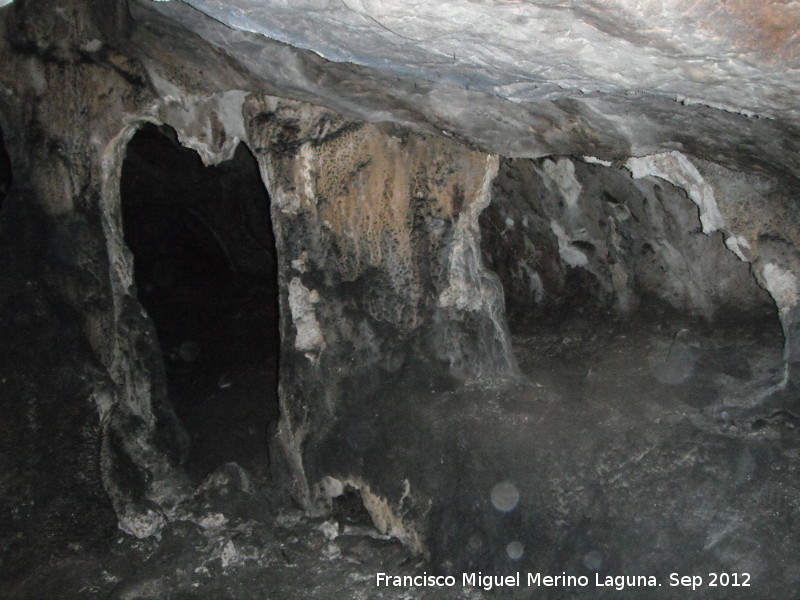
[0,0,798,553]
[627,153,800,392]
[482,156,777,321]
[482,154,800,398]
[0,0,517,536]
[0,0,195,539]
[241,97,517,507]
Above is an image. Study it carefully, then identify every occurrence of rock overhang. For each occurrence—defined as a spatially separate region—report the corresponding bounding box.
[147,0,800,111]
[134,0,800,182]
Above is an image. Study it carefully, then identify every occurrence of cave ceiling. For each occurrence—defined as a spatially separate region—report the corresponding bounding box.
[135,0,800,181]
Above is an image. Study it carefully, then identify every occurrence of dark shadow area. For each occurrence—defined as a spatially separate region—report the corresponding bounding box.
[481,156,785,393]
[120,123,279,481]
[0,124,11,211]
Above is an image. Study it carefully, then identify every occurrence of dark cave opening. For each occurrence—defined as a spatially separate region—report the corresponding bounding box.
[0,124,11,211]
[120,123,279,481]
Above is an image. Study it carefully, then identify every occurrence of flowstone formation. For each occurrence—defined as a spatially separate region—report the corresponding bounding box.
[1,0,799,598]
[484,154,800,324]
[239,97,517,511]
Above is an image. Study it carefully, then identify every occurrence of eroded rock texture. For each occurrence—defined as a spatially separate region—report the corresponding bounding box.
[0,0,799,597]
[242,99,516,507]
[0,1,187,547]
[140,0,800,181]
[482,156,779,321]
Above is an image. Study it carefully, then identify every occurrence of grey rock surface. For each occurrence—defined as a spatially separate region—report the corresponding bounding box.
[168,0,800,115]
[1,0,799,598]
[138,0,800,180]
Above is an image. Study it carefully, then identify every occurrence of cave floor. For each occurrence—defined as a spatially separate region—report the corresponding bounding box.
[316,308,799,598]
[5,309,798,599]
[3,459,446,600]
[511,306,786,420]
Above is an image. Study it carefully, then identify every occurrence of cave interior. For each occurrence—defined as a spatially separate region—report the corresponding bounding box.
[120,123,279,481]
[0,124,10,210]
[1,0,799,598]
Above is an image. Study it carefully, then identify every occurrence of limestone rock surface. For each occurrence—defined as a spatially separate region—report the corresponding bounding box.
[140,0,800,179]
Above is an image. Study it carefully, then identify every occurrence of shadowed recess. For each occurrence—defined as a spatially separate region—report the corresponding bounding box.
[120,123,280,481]
[0,124,11,211]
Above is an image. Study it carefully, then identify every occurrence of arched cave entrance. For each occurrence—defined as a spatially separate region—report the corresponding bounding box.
[481,156,785,410]
[0,123,11,211]
[120,123,279,481]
